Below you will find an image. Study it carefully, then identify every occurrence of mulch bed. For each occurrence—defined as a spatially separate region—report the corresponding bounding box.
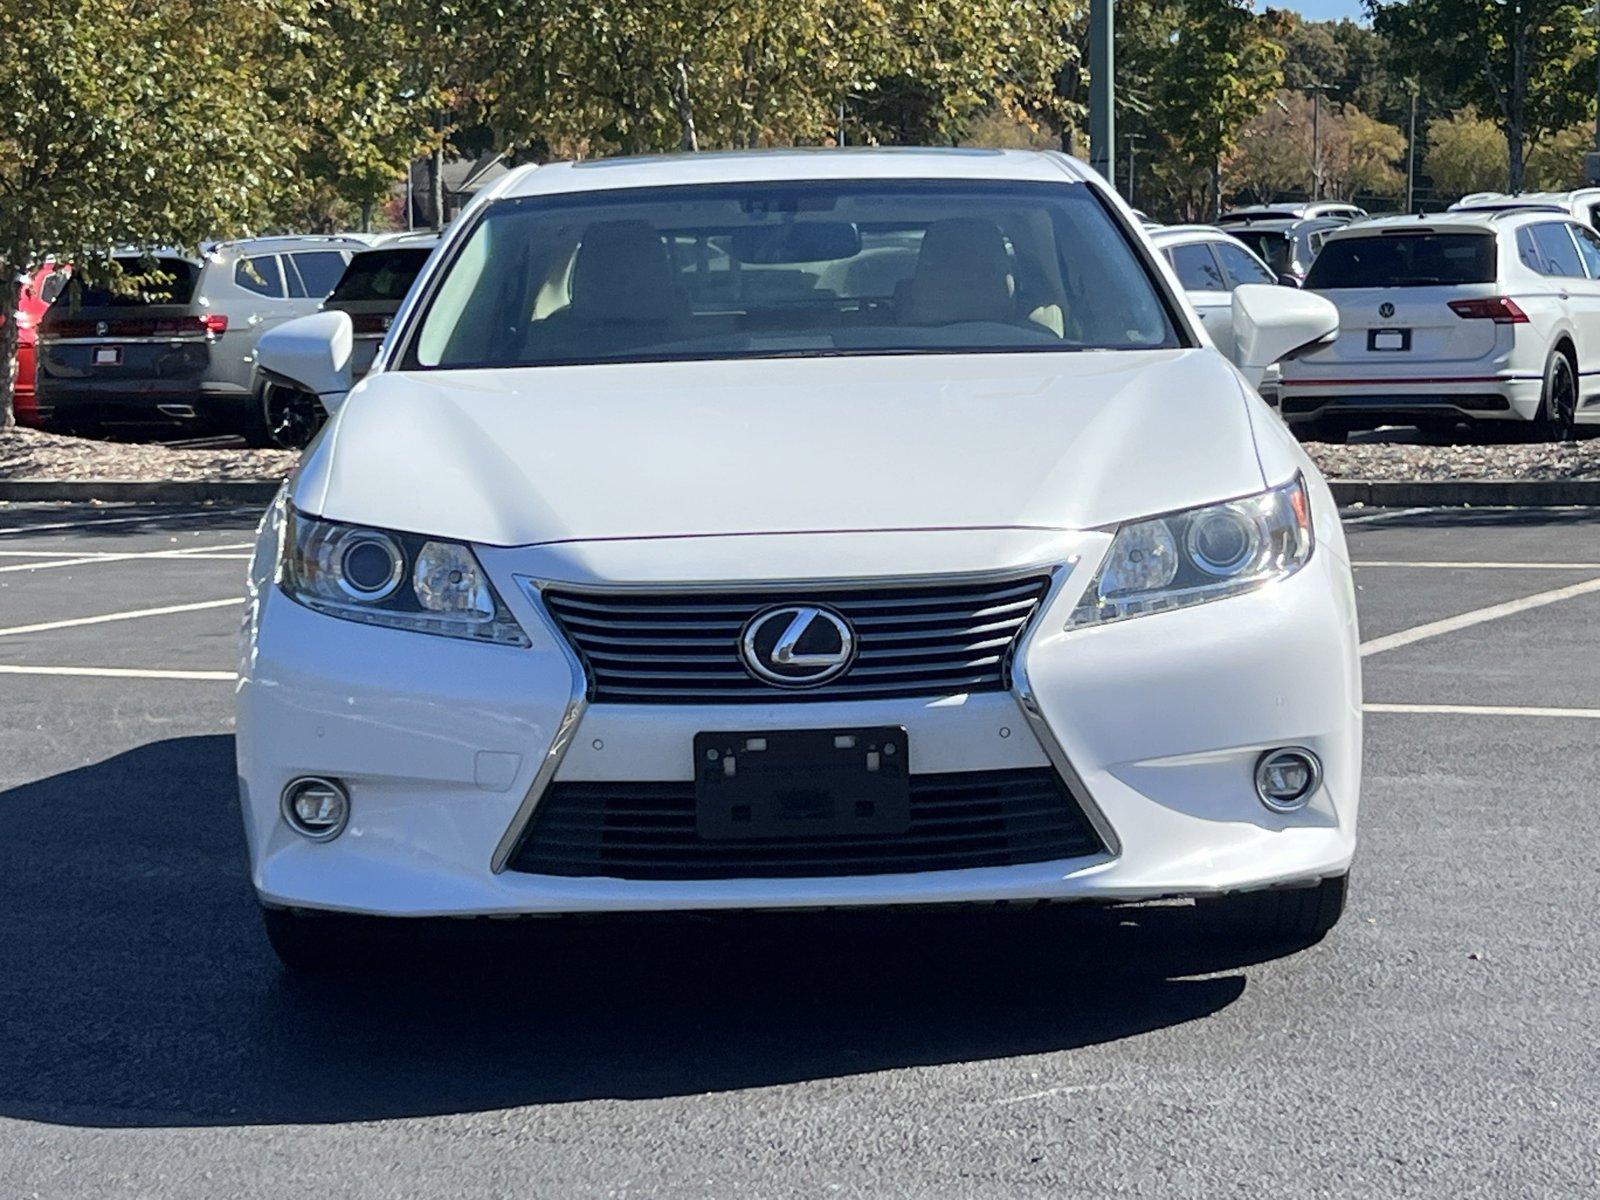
[6,423,1600,485]
[1,426,295,482]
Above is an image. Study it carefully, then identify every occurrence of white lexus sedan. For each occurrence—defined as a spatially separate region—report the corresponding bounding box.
[238,149,1359,971]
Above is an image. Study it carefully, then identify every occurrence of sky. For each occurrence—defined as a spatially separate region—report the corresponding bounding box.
[1271,0,1368,21]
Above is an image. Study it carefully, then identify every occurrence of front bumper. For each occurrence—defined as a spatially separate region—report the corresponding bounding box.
[236,531,1361,917]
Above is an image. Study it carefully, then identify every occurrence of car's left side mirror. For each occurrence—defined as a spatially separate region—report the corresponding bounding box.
[1231,283,1339,389]
[257,311,355,414]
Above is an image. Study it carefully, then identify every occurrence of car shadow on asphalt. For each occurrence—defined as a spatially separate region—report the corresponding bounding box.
[0,735,1283,1128]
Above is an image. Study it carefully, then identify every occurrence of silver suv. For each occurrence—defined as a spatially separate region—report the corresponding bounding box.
[36,235,368,440]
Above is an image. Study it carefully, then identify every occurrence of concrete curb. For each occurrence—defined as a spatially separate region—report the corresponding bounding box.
[2,477,1600,508]
[0,480,284,504]
[1327,479,1600,507]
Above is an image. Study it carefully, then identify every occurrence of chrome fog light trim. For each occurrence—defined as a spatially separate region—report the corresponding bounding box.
[1254,748,1322,812]
[281,776,351,841]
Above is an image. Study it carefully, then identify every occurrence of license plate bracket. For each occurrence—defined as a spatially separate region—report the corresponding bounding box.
[693,727,910,840]
[1368,328,1411,352]
[92,346,123,366]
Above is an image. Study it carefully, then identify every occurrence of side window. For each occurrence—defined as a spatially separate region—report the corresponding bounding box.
[283,256,308,299]
[1517,228,1544,273]
[37,271,67,305]
[1167,242,1227,292]
[235,255,284,298]
[1571,225,1600,279]
[1214,241,1275,288]
[292,251,350,298]
[1530,223,1585,278]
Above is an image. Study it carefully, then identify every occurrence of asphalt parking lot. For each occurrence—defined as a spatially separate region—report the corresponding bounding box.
[1,501,1597,1198]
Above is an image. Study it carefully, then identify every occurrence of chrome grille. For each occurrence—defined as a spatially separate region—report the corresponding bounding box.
[540,574,1053,704]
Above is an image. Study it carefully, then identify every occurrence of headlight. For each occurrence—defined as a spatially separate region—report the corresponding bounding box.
[279,507,530,646]
[1066,476,1313,629]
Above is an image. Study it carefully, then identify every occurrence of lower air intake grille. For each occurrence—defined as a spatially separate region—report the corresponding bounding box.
[539,575,1052,704]
[506,768,1103,881]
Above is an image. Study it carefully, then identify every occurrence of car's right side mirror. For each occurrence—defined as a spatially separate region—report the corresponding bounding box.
[256,311,355,414]
[1231,283,1339,389]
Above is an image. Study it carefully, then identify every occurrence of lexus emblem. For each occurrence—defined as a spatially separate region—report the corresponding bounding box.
[1378,302,1395,319]
[740,605,856,687]
[95,320,109,336]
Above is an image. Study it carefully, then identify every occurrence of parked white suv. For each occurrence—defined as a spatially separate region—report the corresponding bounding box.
[1149,224,1287,407]
[1449,189,1600,232]
[1281,210,1600,440]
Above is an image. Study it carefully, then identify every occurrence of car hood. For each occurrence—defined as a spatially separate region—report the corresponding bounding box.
[296,350,1267,547]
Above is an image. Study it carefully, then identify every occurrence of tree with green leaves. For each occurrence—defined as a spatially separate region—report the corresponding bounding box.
[1117,0,1283,220]
[0,0,323,427]
[1370,0,1595,192]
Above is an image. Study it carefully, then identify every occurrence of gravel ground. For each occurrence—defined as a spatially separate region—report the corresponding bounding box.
[0,426,295,482]
[1306,435,1600,481]
[5,423,1600,484]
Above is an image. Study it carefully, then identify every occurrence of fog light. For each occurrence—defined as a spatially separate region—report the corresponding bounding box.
[1254,748,1321,812]
[281,776,350,841]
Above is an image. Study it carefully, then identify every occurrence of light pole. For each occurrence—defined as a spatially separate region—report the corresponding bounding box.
[1126,132,1146,207]
[1406,82,1419,213]
[1089,0,1115,184]
[1306,83,1333,201]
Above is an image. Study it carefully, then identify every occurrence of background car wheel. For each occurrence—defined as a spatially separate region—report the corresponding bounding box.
[1195,873,1348,947]
[1531,350,1577,442]
[246,378,326,449]
[261,906,388,974]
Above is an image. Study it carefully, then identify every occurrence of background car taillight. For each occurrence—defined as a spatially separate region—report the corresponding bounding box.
[38,313,227,339]
[1448,297,1528,323]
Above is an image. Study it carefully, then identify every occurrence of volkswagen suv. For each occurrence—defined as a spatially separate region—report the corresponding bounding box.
[36,235,367,439]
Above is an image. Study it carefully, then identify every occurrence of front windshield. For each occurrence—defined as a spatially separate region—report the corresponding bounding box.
[1228,230,1292,276]
[407,179,1180,370]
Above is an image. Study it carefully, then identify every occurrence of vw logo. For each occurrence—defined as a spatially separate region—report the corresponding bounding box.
[1378,302,1395,319]
[740,605,856,687]
[95,320,109,336]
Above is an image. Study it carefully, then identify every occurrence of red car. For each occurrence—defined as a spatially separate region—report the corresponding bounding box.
[9,262,70,427]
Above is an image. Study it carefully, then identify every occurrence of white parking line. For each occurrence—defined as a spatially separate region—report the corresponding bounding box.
[1354,560,1600,570]
[0,507,261,537]
[1340,507,1438,526]
[1360,576,1600,657]
[0,598,240,639]
[0,664,237,681]
[0,543,254,574]
[1366,702,1600,719]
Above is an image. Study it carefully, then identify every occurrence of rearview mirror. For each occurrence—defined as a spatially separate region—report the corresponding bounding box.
[731,221,861,264]
[257,311,354,413]
[1230,284,1339,389]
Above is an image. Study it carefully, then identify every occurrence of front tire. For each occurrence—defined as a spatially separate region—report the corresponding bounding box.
[244,377,326,449]
[1196,873,1348,948]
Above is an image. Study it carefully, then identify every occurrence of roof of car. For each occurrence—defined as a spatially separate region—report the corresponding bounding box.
[366,231,441,249]
[1319,209,1569,239]
[207,234,371,254]
[495,148,1090,199]
[1147,224,1236,242]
